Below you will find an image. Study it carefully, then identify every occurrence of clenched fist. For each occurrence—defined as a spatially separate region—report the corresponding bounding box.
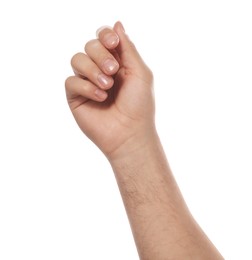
[65,22,156,161]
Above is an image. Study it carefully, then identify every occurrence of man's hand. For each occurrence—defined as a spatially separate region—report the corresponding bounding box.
[65,22,155,161]
[65,22,224,260]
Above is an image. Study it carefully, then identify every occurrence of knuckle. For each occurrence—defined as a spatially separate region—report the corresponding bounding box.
[70,52,82,67]
[65,76,75,90]
[139,66,154,85]
[85,39,99,53]
[146,67,154,81]
[128,40,136,50]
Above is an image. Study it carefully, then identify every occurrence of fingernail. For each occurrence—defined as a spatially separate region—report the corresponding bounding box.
[96,26,113,38]
[103,59,118,74]
[95,89,107,100]
[104,33,119,47]
[97,73,111,87]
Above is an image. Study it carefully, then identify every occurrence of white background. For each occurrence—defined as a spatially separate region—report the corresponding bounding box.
[0,0,251,259]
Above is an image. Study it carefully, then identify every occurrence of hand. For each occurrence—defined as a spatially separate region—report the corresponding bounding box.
[65,22,156,161]
[65,22,224,260]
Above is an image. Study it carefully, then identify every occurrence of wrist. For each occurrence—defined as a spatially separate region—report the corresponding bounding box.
[107,124,159,165]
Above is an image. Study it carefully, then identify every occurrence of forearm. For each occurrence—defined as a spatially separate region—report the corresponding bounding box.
[66,22,223,259]
[110,131,223,260]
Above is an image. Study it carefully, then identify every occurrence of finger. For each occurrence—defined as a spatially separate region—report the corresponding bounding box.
[85,39,119,76]
[96,26,119,49]
[113,21,145,70]
[71,52,114,90]
[65,76,108,104]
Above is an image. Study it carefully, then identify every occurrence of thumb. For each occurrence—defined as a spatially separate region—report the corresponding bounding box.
[113,21,145,70]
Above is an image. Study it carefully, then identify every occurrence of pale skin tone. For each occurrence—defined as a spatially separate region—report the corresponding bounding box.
[65,21,224,259]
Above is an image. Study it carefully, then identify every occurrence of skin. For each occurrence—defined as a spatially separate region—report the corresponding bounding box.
[65,21,224,260]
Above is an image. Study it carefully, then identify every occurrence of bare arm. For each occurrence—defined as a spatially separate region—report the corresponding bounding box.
[65,21,223,259]
[110,133,223,259]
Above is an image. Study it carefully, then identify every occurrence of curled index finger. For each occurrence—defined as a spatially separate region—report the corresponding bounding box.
[96,26,119,49]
